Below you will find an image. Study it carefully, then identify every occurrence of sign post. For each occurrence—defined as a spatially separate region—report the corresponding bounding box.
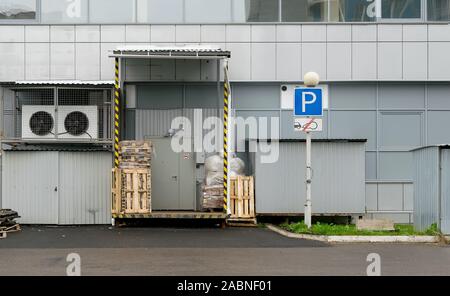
[294,72,322,229]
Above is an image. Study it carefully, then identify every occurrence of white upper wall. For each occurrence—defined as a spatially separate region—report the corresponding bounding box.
[0,24,449,82]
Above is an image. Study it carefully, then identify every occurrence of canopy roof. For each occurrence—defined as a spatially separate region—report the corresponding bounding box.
[109,45,231,59]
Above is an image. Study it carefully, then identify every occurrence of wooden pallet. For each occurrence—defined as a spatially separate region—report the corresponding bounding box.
[229,176,255,220]
[112,168,151,214]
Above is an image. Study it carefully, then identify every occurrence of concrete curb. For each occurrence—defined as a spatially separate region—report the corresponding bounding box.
[266,224,441,244]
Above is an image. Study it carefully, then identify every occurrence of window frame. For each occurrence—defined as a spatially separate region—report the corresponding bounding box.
[0,0,40,24]
[378,0,426,23]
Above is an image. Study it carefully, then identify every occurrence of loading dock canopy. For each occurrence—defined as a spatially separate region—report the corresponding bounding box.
[109,45,231,59]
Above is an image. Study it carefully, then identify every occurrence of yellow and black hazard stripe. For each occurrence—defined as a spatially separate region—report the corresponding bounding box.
[114,58,120,168]
[223,63,230,213]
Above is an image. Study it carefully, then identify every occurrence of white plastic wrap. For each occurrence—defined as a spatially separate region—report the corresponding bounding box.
[229,156,245,175]
[204,154,223,172]
[206,171,224,186]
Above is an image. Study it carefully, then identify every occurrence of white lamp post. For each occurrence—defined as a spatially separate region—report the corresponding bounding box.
[303,72,320,229]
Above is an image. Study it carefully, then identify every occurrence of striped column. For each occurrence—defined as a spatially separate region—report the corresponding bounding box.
[114,58,120,168]
[223,61,230,213]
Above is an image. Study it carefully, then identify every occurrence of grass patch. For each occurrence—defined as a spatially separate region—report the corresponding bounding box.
[280,222,440,236]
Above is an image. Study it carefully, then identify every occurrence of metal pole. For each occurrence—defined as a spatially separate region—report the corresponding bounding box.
[305,131,312,228]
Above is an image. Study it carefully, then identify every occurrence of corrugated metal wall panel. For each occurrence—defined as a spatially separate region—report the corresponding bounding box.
[2,151,111,225]
[254,141,365,214]
[440,149,450,234]
[58,152,112,225]
[2,151,59,224]
[413,147,440,231]
[135,109,183,139]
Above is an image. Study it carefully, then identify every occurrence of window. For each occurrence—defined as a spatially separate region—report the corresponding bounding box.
[186,0,232,23]
[41,0,88,23]
[381,0,421,19]
[234,0,279,22]
[330,0,376,22]
[0,0,36,20]
[282,0,328,22]
[89,0,136,23]
[428,0,449,21]
[137,0,183,23]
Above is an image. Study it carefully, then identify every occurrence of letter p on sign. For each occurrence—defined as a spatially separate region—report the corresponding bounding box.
[294,88,323,116]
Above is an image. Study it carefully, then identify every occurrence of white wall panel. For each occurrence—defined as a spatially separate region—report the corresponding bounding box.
[25,43,50,81]
[251,43,276,81]
[176,25,201,43]
[0,26,24,42]
[151,25,176,42]
[403,42,427,80]
[126,25,151,42]
[50,43,75,79]
[25,26,50,43]
[201,25,226,42]
[226,43,251,80]
[428,24,450,42]
[327,25,351,42]
[403,25,427,42]
[352,25,376,42]
[251,25,276,42]
[276,25,301,42]
[378,42,402,80]
[302,43,326,79]
[352,43,377,80]
[100,43,123,80]
[101,25,126,42]
[226,25,251,42]
[302,25,326,42]
[429,42,450,80]
[50,26,75,42]
[0,43,25,81]
[76,26,100,42]
[378,25,402,41]
[76,43,100,80]
[276,43,301,81]
[327,43,351,80]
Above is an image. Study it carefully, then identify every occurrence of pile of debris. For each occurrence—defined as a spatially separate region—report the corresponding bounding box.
[118,140,152,169]
[0,209,21,239]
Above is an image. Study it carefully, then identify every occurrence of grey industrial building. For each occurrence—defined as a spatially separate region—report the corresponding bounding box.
[0,0,449,229]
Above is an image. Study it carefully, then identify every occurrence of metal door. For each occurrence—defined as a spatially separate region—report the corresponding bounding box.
[149,137,195,210]
[2,151,59,224]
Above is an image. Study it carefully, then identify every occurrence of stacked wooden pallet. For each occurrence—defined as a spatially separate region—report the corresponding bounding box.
[112,140,152,214]
[0,209,21,239]
[228,176,256,225]
[202,185,224,210]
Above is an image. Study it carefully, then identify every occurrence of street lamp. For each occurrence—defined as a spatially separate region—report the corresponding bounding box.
[303,71,319,229]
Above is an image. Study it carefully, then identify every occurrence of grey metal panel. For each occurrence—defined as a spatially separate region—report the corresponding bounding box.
[428,111,450,145]
[365,183,378,211]
[254,141,365,214]
[365,152,377,180]
[2,151,59,224]
[226,43,251,81]
[251,43,276,81]
[135,109,183,139]
[413,147,440,231]
[379,152,413,180]
[379,112,423,149]
[302,43,326,80]
[352,43,377,80]
[427,85,450,109]
[330,111,375,150]
[233,84,280,109]
[441,149,450,234]
[137,85,183,109]
[276,43,301,81]
[185,85,219,108]
[379,84,425,109]
[330,84,377,109]
[124,109,136,140]
[377,183,403,211]
[58,152,112,225]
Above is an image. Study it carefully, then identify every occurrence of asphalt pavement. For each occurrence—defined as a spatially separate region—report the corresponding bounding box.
[0,226,449,276]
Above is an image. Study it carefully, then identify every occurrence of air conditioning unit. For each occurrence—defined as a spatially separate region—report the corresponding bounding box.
[57,106,98,139]
[22,105,56,139]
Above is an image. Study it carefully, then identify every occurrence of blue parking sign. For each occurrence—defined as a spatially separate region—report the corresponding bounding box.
[294,88,323,116]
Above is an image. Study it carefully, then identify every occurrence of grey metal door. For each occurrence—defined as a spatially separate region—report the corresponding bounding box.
[2,151,59,224]
[149,137,195,210]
